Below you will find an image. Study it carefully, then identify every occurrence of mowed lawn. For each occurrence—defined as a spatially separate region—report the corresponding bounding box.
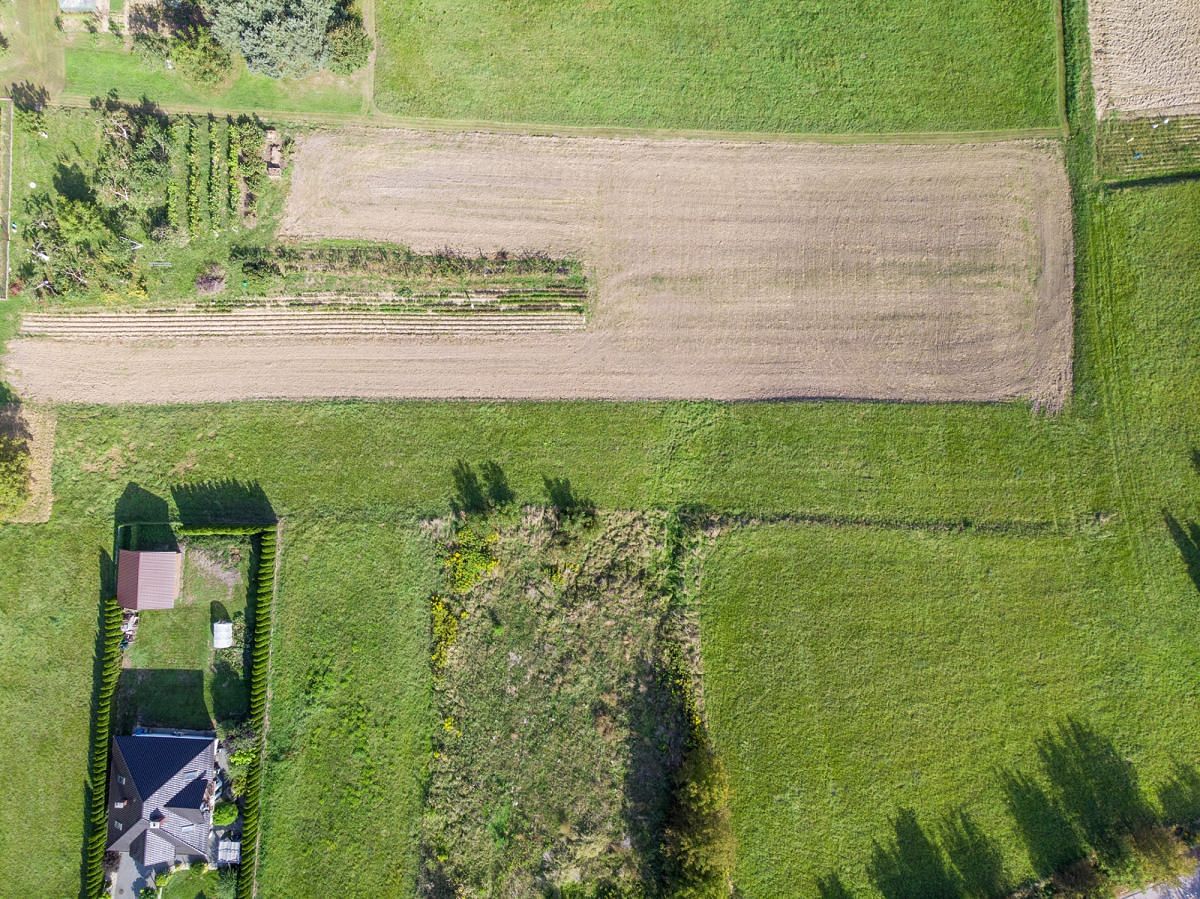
[256,520,439,896]
[698,523,1200,897]
[375,0,1061,133]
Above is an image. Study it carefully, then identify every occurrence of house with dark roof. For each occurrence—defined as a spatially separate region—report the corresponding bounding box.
[107,733,218,868]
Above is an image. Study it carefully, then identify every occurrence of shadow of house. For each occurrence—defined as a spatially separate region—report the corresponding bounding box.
[171,480,276,529]
[115,668,209,733]
[115,483,177,552]
[867,808,961,899]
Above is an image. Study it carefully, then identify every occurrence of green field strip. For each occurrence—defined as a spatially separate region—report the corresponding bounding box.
[55,94,1064,147]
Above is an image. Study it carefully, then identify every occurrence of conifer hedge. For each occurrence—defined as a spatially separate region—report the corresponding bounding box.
[235,527,277,899]
[83,596,123,898]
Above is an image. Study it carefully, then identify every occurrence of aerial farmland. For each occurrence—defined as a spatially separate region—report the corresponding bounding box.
[0,1,1197,898]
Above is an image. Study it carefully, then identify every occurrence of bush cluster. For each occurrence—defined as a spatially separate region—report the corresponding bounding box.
[83,597,123,899]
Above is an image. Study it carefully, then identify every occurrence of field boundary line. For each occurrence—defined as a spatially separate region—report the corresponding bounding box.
[1053,0,1070,137]
[1,97,13,301]
[53,93,1064,147]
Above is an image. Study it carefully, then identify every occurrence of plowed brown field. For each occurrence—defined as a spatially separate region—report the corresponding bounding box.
[1089,0,1200,119]
[6,130,1074,406]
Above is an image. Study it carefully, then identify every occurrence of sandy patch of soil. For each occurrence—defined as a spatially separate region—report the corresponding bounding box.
[1089,0,1200,119]
[5,130,1073,407]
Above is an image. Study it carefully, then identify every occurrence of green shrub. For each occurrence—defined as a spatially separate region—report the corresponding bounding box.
[213,799,239,826]
[235,526,278,899]
[443,528,496,594]
[172,27,235,90]
[327,17,370,74]
[663,739,735,899]
[0,432,30,517]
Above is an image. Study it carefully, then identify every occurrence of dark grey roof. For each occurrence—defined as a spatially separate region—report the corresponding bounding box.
[114,734,212,801]
[108,734,216,865]
[166,778,207,810]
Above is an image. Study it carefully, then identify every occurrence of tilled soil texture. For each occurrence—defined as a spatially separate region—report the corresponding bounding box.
[1089,0,1200,119]
[6,131,1074,407]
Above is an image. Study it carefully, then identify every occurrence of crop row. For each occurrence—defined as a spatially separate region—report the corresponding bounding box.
[168,117,265,238]
[1096,115,1200,182]
[231,243,582,279]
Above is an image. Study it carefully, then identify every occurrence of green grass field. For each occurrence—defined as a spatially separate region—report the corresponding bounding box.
[256,520,438,895]
[699,523,1200,896]
[375,0,1062,133]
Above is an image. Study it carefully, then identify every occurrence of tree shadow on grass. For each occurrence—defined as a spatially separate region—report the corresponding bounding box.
[171,479,276,528]
[449,459,514,516]
[1164,512,1200,594]
[939,809,1009,898]
[1035,718,1154,867]
[867,808,960,899]
[1157,760,1200,826]
[620,655,689,888]
[814,871,857,898]
[1000,769,1086,878]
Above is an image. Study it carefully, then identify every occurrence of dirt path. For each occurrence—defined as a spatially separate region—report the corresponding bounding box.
[1089,0,1200,119]
[5,131,1073,407]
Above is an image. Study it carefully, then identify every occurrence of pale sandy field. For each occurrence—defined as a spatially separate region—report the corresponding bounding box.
[6,130,1074,406]
[1089,0,1200,119]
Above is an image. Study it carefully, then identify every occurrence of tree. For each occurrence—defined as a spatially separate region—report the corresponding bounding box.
[21,193,134,295]
[171,26,235,89]
[327,16,370,74]
[663,739,736,898]
[94,103,171,224]
[207,0,334,77]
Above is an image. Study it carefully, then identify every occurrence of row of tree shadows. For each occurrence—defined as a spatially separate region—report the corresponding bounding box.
[82,481,276,897]
[814,720,1200,898]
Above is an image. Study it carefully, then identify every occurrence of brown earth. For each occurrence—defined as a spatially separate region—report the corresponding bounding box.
[5,130,1074,407]
[1089,0,1200,119]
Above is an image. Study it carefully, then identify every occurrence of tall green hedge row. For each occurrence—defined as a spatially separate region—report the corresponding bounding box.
[176,524,272,536]
[83,597,123,898]
[236,527,277,899]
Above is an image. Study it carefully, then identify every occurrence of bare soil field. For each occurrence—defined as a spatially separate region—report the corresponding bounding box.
[1089,0,1200,119]
[5,130,1073,407]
